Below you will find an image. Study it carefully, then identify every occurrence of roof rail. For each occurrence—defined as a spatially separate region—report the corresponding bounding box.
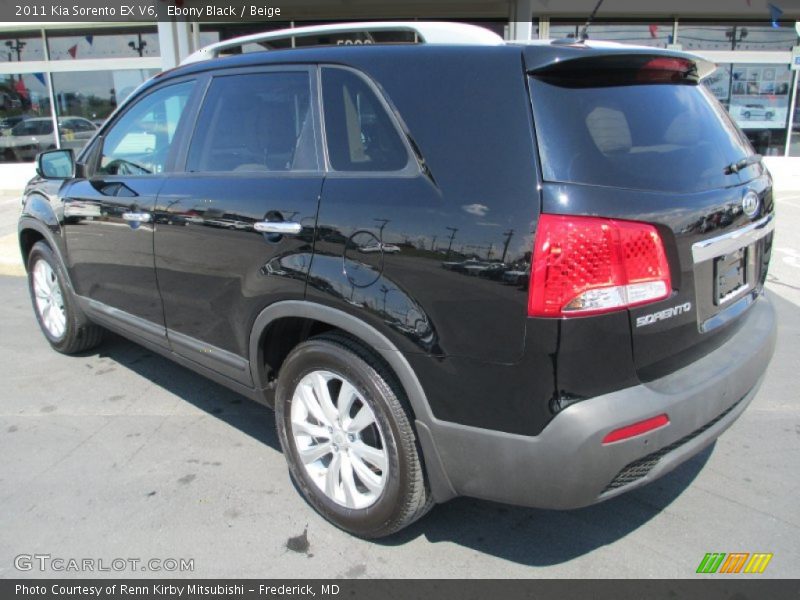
[181,21,505,64]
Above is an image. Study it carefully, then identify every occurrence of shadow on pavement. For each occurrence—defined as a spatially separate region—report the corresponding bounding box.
[91,328,713,567]
[91,331,282,453]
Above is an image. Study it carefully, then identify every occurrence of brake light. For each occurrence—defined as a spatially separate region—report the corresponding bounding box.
[528,214,671,317]
[602,414,670,444]
[637,57,695,83]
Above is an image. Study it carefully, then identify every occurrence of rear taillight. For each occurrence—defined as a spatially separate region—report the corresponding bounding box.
[528,214,671,317]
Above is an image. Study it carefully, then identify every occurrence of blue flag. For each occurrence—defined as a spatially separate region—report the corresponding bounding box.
[85,35,93,45]
[33,72,45,86]
[769,3,783,28]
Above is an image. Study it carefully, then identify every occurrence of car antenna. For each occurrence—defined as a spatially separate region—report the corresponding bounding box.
[577,0,606,42]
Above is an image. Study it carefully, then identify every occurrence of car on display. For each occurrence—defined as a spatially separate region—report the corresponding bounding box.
[18,22,776,538]
[0,116,97,161]
[740,103,774,121]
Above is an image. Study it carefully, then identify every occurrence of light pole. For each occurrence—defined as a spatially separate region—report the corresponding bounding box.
[129,34,147,57]
[445,227,458,259]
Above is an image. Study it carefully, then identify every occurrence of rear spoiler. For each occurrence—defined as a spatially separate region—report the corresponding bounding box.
[522,42,716,82]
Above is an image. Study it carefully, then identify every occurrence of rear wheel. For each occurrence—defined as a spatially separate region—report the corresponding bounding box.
[27,241,104,354]
[275,333,432,538]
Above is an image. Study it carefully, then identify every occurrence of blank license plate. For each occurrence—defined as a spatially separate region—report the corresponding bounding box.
[714,247,748,305]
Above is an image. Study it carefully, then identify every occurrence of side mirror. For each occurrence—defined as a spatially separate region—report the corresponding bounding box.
[36,148,75,179]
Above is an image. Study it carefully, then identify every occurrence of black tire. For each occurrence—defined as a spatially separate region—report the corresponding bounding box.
[275,332,433,538]
[27,241,104,354]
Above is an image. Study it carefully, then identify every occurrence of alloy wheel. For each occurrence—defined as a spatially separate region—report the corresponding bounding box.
[290,370,388,509]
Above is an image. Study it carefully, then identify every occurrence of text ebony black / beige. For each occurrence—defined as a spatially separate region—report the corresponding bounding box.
[19,29,776,537]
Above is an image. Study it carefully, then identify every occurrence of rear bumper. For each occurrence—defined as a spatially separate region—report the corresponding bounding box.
[419,293,776,509]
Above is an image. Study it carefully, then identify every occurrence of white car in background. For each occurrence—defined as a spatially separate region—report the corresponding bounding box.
[0,116,97,161]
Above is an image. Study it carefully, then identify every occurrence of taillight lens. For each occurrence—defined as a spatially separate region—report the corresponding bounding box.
[528,214,671,317]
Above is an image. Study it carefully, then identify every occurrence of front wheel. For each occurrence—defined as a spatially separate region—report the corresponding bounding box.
[27,241,104,354]
[275,333,433,538]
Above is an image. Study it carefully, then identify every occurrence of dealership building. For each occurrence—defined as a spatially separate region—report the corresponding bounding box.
[1,0,799,185]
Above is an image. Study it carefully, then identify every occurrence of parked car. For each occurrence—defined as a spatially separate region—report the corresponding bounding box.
[0,115,27,134]
[19,22,776,538]
[0,116,96,161]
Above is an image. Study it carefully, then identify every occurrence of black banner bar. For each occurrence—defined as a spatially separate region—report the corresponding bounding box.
[3,580,800,600]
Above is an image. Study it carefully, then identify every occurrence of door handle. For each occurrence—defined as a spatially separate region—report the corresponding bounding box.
[122,212,152,223]
[254,221,302,235]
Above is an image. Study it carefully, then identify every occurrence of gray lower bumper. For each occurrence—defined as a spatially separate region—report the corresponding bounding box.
[418,294,776,509]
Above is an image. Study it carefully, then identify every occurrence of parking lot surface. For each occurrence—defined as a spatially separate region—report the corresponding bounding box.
[0,193,798,579]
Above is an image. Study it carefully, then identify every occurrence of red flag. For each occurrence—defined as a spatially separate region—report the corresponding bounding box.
[67,44,77,59]
[649,24,659,38]
[14,78,28,99]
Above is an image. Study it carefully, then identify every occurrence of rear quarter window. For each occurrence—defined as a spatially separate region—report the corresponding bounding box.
[321,67,409,172]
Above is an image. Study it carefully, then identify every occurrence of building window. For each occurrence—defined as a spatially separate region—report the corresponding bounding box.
[46,28,160,60]
[0,31,45,62]
[548,20,675,48]
[704,63,793,156]
[52,69,156,150]
[0,72,52,163]
[677,22,798,51]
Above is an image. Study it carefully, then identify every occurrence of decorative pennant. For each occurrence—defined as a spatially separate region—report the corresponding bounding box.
[769,3,783,28]
[67,44,78,58]
[33,72,45,86]
[85,35,93,45]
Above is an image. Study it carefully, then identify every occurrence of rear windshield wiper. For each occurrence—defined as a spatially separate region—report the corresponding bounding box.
[724,154,762,175]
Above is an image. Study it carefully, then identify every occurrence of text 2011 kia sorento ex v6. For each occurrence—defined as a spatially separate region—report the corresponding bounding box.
[19,23,776,538]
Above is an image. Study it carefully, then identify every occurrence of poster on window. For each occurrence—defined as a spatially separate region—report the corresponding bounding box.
[728,64,792,129]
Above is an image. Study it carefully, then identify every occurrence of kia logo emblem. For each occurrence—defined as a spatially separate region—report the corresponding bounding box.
[742,191,760,219]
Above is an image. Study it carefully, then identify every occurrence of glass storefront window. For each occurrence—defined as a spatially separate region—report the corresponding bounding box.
[704,63,793,156]
[678,23,798,51]
[47,28,159,60]
[0,72,52,163]
[549,21,674,48]
[52,69,156,151]
[0,31,45,62]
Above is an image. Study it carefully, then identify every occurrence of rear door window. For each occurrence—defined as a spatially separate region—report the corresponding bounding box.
[321,67,409,172]
[530,77,753,193]
[186,70,317,173]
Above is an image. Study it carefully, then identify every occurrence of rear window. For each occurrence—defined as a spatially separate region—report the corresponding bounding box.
[530,77,753,193]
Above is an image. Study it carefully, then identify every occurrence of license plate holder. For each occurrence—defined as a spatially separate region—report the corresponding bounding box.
[714,247,748,305]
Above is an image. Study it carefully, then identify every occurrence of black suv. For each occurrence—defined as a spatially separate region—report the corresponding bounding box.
[19,25,776,538]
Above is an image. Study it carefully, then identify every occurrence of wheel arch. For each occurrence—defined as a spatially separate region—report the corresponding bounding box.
[249,301,456,502]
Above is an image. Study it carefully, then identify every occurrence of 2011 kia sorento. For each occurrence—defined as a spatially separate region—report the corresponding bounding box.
[18,22,776,538]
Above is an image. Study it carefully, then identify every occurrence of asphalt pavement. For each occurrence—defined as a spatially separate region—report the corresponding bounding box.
[0,193,798,579]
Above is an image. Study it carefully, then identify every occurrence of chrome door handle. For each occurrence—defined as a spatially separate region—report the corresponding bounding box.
[122,212,152,223]
[254,221,302,235]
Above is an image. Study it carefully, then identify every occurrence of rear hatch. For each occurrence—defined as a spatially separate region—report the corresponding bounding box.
[525,47,775,379]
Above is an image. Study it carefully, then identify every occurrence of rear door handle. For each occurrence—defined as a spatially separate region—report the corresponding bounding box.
[122,212,152,223]
[254,221,302,235]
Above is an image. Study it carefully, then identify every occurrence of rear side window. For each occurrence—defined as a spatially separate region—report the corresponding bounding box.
[321,68,409,172]
[186,71,317,173]
[530,77,753,193]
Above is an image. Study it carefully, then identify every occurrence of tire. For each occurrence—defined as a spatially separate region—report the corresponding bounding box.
[27,241,104,354]
[275,332,433,538]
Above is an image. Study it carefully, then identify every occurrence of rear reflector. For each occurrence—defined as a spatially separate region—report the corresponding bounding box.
[528,214,671,317]
[602,414,670,444]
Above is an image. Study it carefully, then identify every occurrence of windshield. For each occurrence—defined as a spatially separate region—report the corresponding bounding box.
[530,77,753,193]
